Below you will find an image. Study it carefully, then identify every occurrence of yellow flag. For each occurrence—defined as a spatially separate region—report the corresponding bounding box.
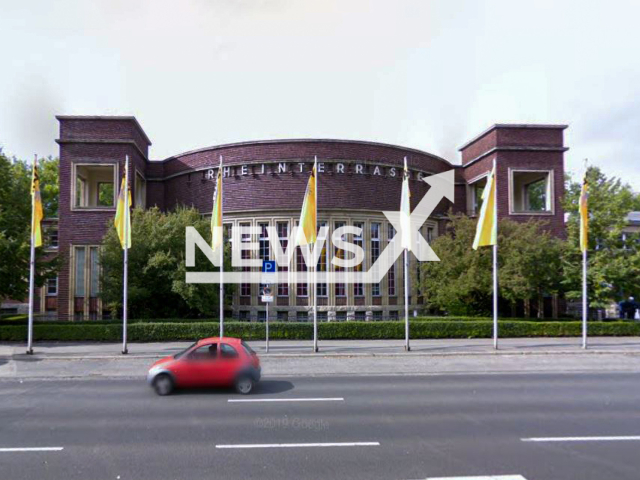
[579,177,588,252]
[211,167,223,250]
[295,163,317,246]
[472,166,497,250]
[31,162,44,248]
[114,175,132,249]
[400,158,411,250]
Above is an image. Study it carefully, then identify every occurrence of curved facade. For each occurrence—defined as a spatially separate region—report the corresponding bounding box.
[47,116,567,320]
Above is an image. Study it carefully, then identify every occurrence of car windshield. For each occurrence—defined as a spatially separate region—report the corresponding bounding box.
[173,342,197,359]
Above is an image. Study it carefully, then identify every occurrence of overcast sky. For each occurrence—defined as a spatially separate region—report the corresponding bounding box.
[1,0,639,188]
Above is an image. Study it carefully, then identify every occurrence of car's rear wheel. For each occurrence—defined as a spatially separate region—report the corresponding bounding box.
[153,373,174,396]
[235,375,254,395]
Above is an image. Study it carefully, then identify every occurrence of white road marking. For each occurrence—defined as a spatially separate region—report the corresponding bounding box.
[0,447,64,452]
[228,397,344,403]
[215,442,379,449]
[522,435,640,442]
[425,476,527,480]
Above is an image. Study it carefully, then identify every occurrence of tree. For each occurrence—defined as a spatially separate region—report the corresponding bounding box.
[563,166,640,308]
[0,150,58,301]
[418,215,493,315]
[419,214,565,317]
[498,220,565,317]
[100,206,234,318]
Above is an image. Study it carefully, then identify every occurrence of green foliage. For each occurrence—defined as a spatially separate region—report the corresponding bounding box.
[1,320,639,342]
[0,151,58,300]
[498,219,565,316]
[418,215,492,315]
[419,215,563,316]
[563,166,640,307]
[100,206,234,318]
[0,315,593,326]
[98,182,114,207]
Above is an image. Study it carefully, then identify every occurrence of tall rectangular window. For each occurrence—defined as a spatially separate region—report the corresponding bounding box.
[74,247,86,297]
[353,222,364,297]
[371,223,381,296]
[296,246,308,297]
[277,222,289,297]
[240,223,251,297]
[387,224,396,296]
[47,228,59,248]
[334,221,346,297]
[470,179,486,216]
[258,222,270,297]
[135,172,146,209]
[46,277,58,296]
[316,221,328,297]
[90,247,100,298]
[258,222,270,261]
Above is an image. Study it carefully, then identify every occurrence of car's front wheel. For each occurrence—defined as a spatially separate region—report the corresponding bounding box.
[235,375,254,395]
[153,373,174,396]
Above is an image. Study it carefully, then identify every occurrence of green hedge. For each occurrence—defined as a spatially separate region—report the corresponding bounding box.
[1,321,639,342]
[0,315,594,327]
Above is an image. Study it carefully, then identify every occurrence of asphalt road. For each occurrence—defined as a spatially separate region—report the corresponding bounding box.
[1,373,640,480]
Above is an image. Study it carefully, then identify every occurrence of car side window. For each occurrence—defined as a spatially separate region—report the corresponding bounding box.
[189,344,217,361]
[220,343,239,359]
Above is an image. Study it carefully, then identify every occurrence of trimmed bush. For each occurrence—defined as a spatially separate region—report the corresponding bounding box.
[1,321,639,342]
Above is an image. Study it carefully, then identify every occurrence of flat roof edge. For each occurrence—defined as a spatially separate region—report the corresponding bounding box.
[56,115,152,146]
[162,138,456,167]
[458,124,569,151]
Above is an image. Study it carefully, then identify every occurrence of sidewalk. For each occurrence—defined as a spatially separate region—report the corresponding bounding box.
[2,338,640,379]
[2,337,640,358]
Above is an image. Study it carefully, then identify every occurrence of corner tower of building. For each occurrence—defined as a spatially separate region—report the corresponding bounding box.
[459,124,568,237]
[55,116,152,319]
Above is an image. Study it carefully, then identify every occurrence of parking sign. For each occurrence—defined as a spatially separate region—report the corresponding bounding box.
[262,261,276,273]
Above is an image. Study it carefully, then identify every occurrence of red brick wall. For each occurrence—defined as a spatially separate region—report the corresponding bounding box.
[55,117,567,318]
[460,125,567,237]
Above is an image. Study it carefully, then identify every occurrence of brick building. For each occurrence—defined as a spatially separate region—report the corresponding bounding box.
[41,116,567,320]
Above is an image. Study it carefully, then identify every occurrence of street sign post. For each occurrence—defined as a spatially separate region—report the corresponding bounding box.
[261,285,272,352]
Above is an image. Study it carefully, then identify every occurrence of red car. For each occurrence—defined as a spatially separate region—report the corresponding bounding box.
[147,337,261,396]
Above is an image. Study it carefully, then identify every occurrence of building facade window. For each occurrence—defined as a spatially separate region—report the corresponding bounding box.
[510,170,553,214]
[296,227,308,297]
[240,222,251,297]
[258,222,270,296]
[469,177,487,216]
[46,277,58,296]
[371,222,381,296]
[276,222,289,297]
[71,245,101,317]
[135,172,146,208]
[258,222,270,261]
[334,221,346,297]
[73,164,117,209]
[316,221,328,297]
[387,224,396,297]
[353,221,364,297]
[46,228,59,248]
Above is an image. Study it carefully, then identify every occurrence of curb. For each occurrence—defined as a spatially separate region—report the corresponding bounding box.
[6,349,640,361]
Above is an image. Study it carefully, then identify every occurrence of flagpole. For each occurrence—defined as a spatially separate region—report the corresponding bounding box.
[313,156,318,353]
[26,154,37,355]
[492,158,498,350]
[122,155,129,354]
[582,249,588,349]
[219,155,224,338]
[404,248,410,351]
